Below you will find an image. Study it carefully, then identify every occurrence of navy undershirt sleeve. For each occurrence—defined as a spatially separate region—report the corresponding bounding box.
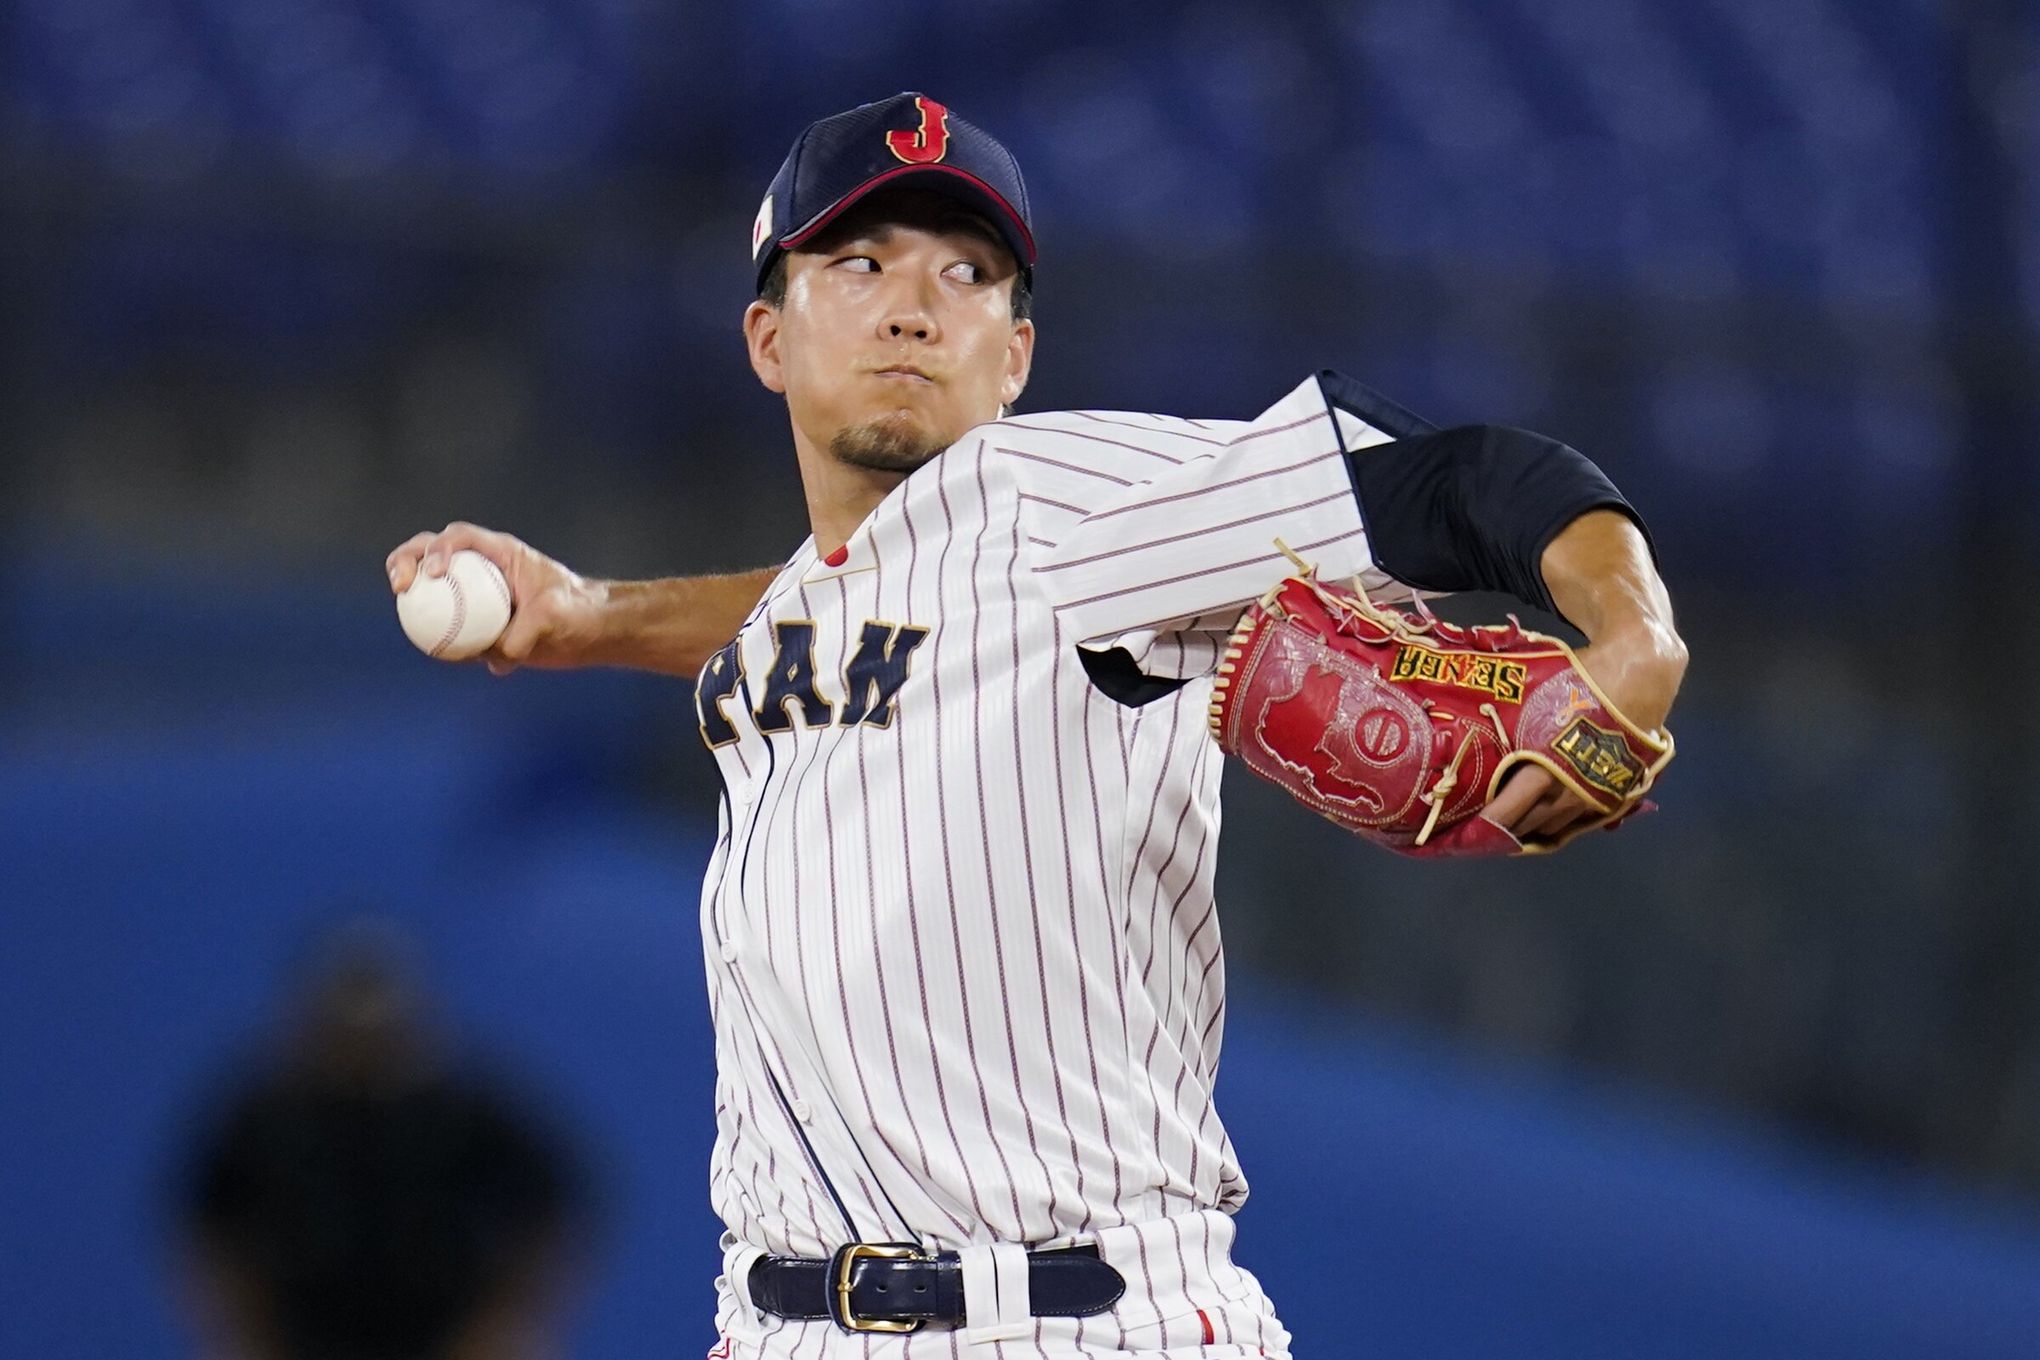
[1346,424,1656,625]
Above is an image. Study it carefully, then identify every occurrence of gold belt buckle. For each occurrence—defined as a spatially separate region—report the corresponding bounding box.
[833,1242,927,1334]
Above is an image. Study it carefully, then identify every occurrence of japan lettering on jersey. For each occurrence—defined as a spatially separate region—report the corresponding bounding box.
[694,373,1425,1331]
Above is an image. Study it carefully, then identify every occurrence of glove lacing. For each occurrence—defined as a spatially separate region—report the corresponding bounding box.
[1415,701,1512,847]
[1272,539,1517,847]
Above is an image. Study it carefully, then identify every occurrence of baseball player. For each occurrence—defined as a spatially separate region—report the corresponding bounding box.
[387,93,1687,1356]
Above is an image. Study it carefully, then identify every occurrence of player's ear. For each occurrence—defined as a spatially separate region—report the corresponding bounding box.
[999,316,1034,408]
[744,299,787,394]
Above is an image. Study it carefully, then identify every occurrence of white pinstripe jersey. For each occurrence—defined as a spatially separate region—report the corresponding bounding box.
[694,372,1424,1262]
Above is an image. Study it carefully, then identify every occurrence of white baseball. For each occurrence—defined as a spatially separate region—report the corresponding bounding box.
[396,549,513,661]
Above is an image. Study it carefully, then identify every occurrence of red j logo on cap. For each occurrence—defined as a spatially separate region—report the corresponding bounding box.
[885,96,951,165]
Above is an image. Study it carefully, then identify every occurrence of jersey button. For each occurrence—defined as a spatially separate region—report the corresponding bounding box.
[791,1098,813,1123]
[718,939,739,963]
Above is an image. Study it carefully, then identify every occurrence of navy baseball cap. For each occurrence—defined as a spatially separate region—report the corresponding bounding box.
[751,92,1036,293]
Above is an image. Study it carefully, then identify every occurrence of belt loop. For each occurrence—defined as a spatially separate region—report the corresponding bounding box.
[959,1242,1032,1345]
[726,1239,771,1325]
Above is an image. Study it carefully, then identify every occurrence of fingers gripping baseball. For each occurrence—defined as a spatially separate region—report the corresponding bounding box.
[491,598,552,673]
[386,521,508,591]
[385,522,602,673]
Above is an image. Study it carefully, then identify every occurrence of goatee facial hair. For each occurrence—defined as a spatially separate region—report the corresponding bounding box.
[829,414,951,474]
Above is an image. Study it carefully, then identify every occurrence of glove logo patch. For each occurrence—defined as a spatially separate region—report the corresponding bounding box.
[1389,643,1527,703]
[1352,704,1412,763]
[1553,718,1643,796]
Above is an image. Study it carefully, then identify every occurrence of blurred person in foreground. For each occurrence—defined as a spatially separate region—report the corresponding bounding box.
[170,930,595,1360]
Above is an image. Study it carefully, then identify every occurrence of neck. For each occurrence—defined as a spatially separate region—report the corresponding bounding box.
[792,427,912,557]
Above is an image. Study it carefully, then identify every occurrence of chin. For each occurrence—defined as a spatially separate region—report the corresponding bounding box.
[830,411,956,474]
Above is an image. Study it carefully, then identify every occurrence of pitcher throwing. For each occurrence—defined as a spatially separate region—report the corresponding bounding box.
[387,92,1688,1356]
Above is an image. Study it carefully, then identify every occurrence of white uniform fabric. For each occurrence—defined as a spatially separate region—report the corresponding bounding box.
[695,374,1418,1357]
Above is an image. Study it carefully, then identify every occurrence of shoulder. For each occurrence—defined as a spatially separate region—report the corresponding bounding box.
[951,408,1246,500]
[985,407,1254,446]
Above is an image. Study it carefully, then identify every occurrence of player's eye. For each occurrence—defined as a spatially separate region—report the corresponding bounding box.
[834,255,878,272]
[943,260,985,284]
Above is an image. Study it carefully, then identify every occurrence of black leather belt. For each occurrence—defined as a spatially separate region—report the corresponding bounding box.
[749,1241,1126,1334]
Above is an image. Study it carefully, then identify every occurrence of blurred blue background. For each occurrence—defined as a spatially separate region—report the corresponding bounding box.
[5,0,2040,1355]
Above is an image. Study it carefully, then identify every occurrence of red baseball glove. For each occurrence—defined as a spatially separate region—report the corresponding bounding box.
[1208,561,1674,857]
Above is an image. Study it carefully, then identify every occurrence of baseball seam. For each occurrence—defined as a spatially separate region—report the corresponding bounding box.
[482,559,511,613]
[432,574,467,657]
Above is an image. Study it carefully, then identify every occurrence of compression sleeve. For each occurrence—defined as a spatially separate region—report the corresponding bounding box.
[1347,423,1655,621]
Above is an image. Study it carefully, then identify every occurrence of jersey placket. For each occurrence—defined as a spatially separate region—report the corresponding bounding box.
[712,570,904,1250]
[697,554,838,1250]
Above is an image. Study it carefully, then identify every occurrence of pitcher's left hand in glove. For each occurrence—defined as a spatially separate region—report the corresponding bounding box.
[1208,561,1674,857]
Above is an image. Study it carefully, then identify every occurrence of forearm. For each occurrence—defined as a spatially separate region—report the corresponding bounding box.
[1539,509,1687,730]
[581,569,779,678]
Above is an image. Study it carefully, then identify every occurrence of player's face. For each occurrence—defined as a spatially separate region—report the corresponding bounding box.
[745,191,1035,474]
